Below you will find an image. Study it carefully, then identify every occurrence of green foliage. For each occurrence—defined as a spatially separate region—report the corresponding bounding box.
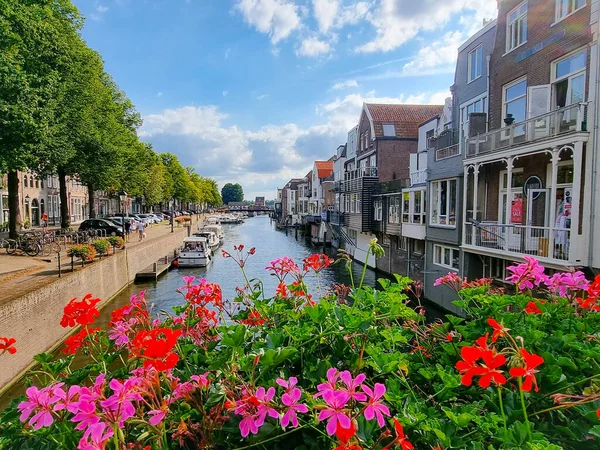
[221,183,244,204]
[106,236,124,248]
[66,244,96,260]
[91,239,110,255]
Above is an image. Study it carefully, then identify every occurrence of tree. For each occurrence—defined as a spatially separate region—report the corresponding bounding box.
[221,183,244,204]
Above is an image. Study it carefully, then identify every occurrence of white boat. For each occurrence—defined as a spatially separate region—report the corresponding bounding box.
[193,230,220,251]
[202,224,224,245]
[178,237,212,267]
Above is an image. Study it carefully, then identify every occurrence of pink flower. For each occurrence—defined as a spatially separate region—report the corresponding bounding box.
[339,371,367,402]
[54,385,82,414]
[314,368,340,398]
[276,376,298,393]
[148,408,166,426]
[280,388,308,428]
[17,385,60,430]
[317,390,351,435]
[265,257,301,281]
[71,400,100,431]
[545,271,589,298]
[361,383,390,428]
[239,415,261,437]
[255,387,278,423]
[505,256,549,291]
[433,272,463,293]
[78,421,113,450]
[99,378,143,426]
[107,319,136,346]
[190,373,210,389]
[182,275,196,286]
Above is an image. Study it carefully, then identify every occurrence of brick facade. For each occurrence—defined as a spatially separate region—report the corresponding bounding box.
[377,139,418,183]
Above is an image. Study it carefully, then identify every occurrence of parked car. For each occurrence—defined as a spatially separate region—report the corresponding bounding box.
[140,214,161,224]
[148,213,165,222]
[79,219,122,236]
[132,215,152,226]
[108,216,140,229]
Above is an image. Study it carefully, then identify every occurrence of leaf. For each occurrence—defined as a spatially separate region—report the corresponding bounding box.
[259,347,298,367]
[220,325,247,348]
[589,425,600,438]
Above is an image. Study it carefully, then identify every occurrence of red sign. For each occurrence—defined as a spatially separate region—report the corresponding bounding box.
[511,198,523,223]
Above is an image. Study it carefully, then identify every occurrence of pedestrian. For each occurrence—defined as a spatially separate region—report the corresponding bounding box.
[124,219,131,242]
[137,220,145,241]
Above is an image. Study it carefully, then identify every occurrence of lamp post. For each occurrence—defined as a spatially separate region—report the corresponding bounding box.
[119,190,127,243]
[169,198,174,233]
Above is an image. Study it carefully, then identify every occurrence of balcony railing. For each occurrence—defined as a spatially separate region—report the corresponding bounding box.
[435,144,460,161]
[463,222,571,262]
[342,167,378,192]
[329,211,344,225]
[409,169,427,185]
[466,103,587,158]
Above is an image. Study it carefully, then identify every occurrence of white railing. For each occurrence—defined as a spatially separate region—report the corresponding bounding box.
[463,222,571,262]
[410,169,427,185]
[435,144,460,161]
[466,103,587,158]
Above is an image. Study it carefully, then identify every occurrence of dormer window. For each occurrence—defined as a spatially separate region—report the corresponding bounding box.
[383,124,396,137]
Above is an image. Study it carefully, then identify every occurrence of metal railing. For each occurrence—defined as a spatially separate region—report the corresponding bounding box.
[463,222,571,262]
[466,103,587,158]
[329,211,344,225]
[410,169,427,185]
[342,167,378,192]
[436,143,460,161]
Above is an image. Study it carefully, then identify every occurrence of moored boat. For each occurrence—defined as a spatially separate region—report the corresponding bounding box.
[178,237,212,267]
[193,230,220,252]
[202,224,224,245]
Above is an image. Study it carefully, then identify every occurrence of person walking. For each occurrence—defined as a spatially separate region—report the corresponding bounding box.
[124,219,131,242]
[137,220,145,241]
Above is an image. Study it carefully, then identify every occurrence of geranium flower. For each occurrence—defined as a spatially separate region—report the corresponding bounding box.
[317,390,352,435]
[545,271,589,298]
[524,301,544,314]
[455,345,485,387]
[303,254,332,273]
[255,387,278,424]
[384,418,414,450]
[487,318,508,343]
[265,257,301,281]
[433,272,463,292]
[0,337,17,354]
[280,387,308,428]
[17,385,60,430]
[276,376,298,393]
[61,294,101,328]
[71,400,101,431]
[53,385,81,414]
[335,421,356,444]
[239,310,265,326]
[315,368,340,398]
[78,421,113,450]
[275,281,288,298]
[239,414,262,437]
[510,348,544,392]
[477,351,507,388]
[505,256,548,290]
[339,371,367,402]
[108,318,136,346]
[148,407,167,426]
[361,383,390,427]
[63,328,100,355]
[100,378,143,426]
[130,327,182,371]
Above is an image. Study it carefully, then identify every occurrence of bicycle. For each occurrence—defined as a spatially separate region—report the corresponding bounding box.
[5,235,41,257]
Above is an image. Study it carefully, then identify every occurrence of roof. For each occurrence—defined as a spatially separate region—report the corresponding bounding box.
[314,161,334,179]
[458,19,497,53]
[364,104,445,138]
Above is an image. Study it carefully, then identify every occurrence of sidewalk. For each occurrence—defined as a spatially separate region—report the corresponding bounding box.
[0,220,196,307]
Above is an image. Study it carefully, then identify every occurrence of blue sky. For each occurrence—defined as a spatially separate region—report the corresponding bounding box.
[73,0,497,199]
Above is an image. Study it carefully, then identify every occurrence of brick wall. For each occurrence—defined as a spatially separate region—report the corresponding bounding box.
[489,0,592,130]
[377,139,418,183]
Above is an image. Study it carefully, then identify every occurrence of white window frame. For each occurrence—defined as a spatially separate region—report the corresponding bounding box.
[554,0,586,24]
[382,124,396,137]
[467,45,483,83]
[502,77,527,133]
[430,179,457,228]
[506,1,528,54]
[459,92,488,151]
[401,188,426,225]
[551,47,587,108]
[433,244,460,271]
[388,196,400,224]
[374,199,382,221]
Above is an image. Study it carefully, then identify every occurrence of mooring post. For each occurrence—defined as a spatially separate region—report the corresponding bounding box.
[295,225,298,239]
[58,252,62,278]
[153,262,158,273]
[323,231,327,251]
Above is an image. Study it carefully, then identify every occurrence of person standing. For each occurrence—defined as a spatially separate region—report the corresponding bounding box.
[124,219,131,242]
[137,220,145,241]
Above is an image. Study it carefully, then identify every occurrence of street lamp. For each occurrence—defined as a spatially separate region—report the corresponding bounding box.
[119,190,127,243]
[169,198,174,233]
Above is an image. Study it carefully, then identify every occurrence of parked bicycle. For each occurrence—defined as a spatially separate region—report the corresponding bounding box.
[4,235,41,256]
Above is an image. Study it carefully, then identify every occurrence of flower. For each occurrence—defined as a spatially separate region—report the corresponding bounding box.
[455,336,507,388]
[275,281,288,298]
[361,383,390,428]
[239,415,261,437]
[524,301,544,314]
[455,345,485,387]
[61,294,101,328]
[509,348,544,392]
[433,272,463,293]
[148,407,167,426]
[487,318,508,343]
[17,385,60,430]
[71,400,101,431]
[386,418,414,450]
[265,257,301,281]
[505,256,548,291]
[477,351,507,388]
[239,310,265,326]
[108,318,136,346]
[53,385,81,414]
[78,421,113,450]
[317,390,352,435]
[335,421,357,444]
[545,271,589,298]
[100,378,143,426]
[63,328,100,355]
[303,254,332,273]
[0,337,17,354]
[130,327,182,371]
[255,386,279,424]
[314,367,340,398]
[339,371,367,402]
[276,376,298,393]
[280,387,308,428]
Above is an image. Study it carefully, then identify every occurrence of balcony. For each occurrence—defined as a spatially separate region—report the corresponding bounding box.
[463,222,573,264]
[341,167,378,192]
[329,211,344,226]
[466,103,587,158]
[409,169,427,186]
[436,144,460,161]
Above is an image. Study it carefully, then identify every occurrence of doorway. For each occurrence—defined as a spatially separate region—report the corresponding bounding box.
[526,189,549,256]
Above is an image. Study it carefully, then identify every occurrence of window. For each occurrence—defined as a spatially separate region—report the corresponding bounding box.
[383,124,396,137]
[369,155,376,168]
[402,192,410,223]
[430,179,457,226]
[414,240,424,255]
[503,78,527,134]
[460,94,487,145]
[425,129,435,147]
[468,46,483,83]
[552,49,587,108]
[555,0,586,22]
[506,2,527,52]
[374,199,382,221]
[23,175,28,188]
[399,237,409,252]
[433,244,460,270]
[401,189,427,225]
[388,196,400,224]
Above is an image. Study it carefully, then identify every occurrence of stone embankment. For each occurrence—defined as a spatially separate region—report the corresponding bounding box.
[0,221,193,393]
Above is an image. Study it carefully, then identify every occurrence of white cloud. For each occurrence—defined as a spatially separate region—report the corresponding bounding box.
[312,0,371,33]
[356,0,497,53]
[312,0,339,33]
[225,48,231,59]
[234,0,301,44]
[401,30,464,74]
[96,5,109,13]
[297,37,332,57]
[156,92,163,98]
[223,90,228,97]
[257,94,269,100]
[331,79,360,90]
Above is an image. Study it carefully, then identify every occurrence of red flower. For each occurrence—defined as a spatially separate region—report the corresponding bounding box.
[222,249,231,258]
[239,310,265,326]
[455,335,507,388]
[487,318,508,343]
[455,345,485,386]
[524,301,544,314]
[335,421,356,444]
[234,244,245,252]
[509,348,544,392]
[477,351,507,388]
[131,327,182,371]
[62,328,99,355]
[446,333,453,342]
[275,282,288,298]
[597,409,600,419]
[302,254,332,273]
[386,419,414,450]
[249,247,256,255]
[60,294,101,328]
[0,337,17,355]
[577,296,600,312]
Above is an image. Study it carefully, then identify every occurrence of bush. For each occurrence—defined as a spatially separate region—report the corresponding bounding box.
[66,244,96,261]
[91,239,110,255]
[1,245,599,450]
[106,236,125,249]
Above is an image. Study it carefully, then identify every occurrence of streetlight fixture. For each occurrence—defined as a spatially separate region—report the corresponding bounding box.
[119,190,127,243]
[169,198,174,233]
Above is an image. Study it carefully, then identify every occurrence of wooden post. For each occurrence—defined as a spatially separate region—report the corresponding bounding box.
[153,262,157,273]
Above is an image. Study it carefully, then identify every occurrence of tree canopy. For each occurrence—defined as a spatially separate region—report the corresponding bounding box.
[221,183,244,204]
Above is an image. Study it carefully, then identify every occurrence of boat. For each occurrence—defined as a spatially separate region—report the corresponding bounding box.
[193,230,220,251]
[202,223,225,245]
[178,237,212,267]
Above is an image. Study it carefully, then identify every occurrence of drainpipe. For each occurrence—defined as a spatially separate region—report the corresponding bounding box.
[486,54,491,129]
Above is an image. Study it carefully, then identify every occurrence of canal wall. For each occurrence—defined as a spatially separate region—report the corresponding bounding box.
[0,224,190,393]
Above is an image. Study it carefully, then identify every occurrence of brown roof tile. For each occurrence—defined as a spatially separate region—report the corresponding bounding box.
[365,104,444,138]
[314,161,334,179]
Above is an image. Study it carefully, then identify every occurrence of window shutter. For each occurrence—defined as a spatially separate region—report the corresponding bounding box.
[527,85,551,119]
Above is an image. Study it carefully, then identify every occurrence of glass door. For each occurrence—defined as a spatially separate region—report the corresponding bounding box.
[526,189,550,256]
[500,191,523,251]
